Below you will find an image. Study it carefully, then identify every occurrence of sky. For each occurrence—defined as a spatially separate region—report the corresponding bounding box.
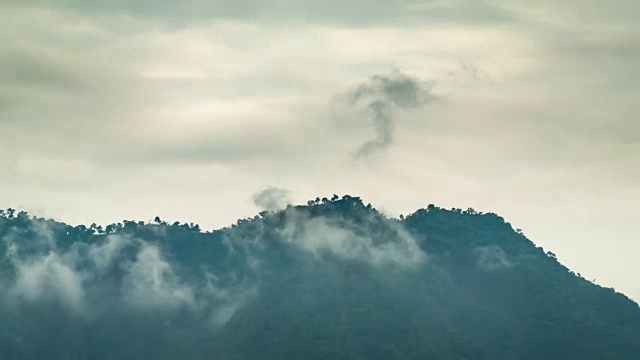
[0,0,638,300]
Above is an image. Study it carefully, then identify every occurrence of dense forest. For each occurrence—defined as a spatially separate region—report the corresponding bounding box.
[1,195,639,359]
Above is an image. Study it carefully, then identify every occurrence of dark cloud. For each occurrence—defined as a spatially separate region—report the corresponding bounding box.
[346,71,438,158]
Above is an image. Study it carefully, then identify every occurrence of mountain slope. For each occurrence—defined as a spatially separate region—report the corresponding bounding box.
[0,196,638,359]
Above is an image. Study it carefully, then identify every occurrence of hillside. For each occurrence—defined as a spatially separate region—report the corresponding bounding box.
[0,196,639,359]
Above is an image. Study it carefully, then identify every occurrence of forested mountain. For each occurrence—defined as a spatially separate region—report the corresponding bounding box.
[1,196,638,359]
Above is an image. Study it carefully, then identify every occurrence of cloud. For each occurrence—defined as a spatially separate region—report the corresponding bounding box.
[201,271,259,327]
[0,0,423,25]
[277,207,426,267]
[3,207,427,330]
[10,252,85,312]
[1,0,525,28]
[122,242,196,311]
[472,245,514,271]
[1,222,258,326]
[85,234,130,274]
[344,71,438,158]
[252,187,291,211]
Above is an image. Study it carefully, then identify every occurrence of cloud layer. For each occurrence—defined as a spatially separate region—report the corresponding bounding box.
[1,205,428,329]
[3,229,253,326]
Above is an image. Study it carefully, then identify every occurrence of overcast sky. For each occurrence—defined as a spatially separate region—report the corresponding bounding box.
[1,0,638,300]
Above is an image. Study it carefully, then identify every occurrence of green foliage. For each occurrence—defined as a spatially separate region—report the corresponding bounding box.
[0,199,638,359]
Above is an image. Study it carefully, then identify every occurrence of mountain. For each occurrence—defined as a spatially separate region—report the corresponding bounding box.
[1,196,639,359]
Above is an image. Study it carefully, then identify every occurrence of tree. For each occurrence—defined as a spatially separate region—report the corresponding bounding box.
[17,211,29,220]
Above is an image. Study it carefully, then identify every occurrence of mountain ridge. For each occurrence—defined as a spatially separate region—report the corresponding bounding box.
[1,195,639,359]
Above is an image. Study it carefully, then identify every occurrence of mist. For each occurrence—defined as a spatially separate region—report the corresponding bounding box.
[1,198,638,359]
[0,198,433,359]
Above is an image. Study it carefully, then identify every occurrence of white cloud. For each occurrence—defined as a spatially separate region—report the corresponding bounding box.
[11,252,85,312]
[122,243,196,310]
[278,208,425,267]
[1,224,260,323]
[86,234,130,274]
[473,245,514,271]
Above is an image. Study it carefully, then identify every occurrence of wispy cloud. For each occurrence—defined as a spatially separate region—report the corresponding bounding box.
[253,187,291,211]
[277,206,426,266]
[472,245,515,271]
[344,71,438,158]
